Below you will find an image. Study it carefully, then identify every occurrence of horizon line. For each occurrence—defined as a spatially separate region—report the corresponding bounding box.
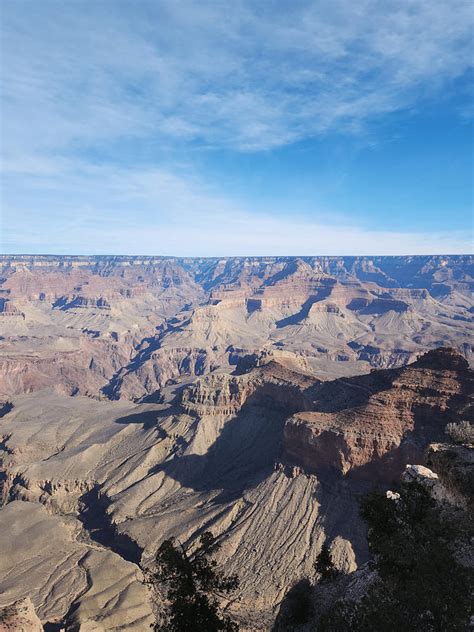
[1,253,473,259]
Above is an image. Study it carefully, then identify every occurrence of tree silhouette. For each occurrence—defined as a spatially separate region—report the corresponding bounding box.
[149,531,239,632]
[314,542,339,583]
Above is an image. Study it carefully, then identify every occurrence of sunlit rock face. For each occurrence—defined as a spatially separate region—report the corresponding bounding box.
[0,254,472,400]
[0,254,472,630]
[0,597,43,632]
[0,345,472,629]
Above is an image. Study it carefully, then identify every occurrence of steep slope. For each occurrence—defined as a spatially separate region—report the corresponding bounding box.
[284,347,473,481]
[0,255,472,400]
[0,348,471,629]
[0,258,205,399]
[0,501,154,630]
[99,257,473,400]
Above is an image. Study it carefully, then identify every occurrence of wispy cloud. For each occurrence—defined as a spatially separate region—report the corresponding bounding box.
[1,1,472,255]
[2,160,471,255]
[2,0,473,157]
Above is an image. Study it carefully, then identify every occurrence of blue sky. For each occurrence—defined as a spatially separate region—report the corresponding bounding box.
[1,0,473,255]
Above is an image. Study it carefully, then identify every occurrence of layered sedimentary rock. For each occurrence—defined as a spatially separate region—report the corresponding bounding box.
[274,441,474,632]
[181,360,316,416]
[0,501,154,630]
[0,255,472,400]
[0,258,205,399]
[284,348,473,481]
[0,254,472,629]
[0,347,471,629]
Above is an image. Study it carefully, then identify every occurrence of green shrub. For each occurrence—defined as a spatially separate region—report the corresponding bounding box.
[320,482,473,631]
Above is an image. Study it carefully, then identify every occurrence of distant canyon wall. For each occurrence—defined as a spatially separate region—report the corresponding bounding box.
[0,254,472,401]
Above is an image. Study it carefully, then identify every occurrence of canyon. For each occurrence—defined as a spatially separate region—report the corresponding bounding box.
[0,254,472,401]
[0,254,472,630]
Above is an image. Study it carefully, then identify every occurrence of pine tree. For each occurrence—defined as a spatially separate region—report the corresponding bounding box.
[314,542,339,583]
[149,531,239,632]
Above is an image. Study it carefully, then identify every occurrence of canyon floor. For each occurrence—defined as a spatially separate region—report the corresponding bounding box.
[0,255,472,630]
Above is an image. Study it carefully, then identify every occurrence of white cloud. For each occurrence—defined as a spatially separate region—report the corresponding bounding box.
[2,0,473,157]
[2,161,471,255]
[1,1,472,255]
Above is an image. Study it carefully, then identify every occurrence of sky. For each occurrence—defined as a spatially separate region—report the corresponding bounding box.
[1,0,473,256]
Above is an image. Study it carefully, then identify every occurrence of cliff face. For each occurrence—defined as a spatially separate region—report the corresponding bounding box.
[181,360,316,416]
[283,348,473,481]
[178,347,473,484]
[274,444,474,632]
[0,254,472,400]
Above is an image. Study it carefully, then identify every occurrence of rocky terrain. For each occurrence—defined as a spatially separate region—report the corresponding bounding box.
[284,347,473,481]
[273,446,474,632]
[0,255,472,630]
[0,346,472,629]
[0,255,472,400]
[0,597,43,631]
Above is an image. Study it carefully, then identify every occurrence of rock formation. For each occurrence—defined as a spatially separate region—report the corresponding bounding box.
[0,254,472,630]
[273,439,474,631]
[0,255,472,400]
[0,597,43,632]
[284,347,473,481]
[0,344,472,630]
